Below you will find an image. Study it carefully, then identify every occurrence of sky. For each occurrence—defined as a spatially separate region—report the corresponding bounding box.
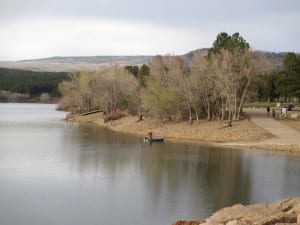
[0,0,299,60]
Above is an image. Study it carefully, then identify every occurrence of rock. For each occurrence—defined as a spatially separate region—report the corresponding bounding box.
[200,222,223,225]
[243,203,275,222]
[253,212,297,225]
[172,220,204,225]
[226,220,237,225]
[268,198,300,212]
[208,203,276,224]
[274,224,298,225]
[209,204,247,224]
[171,198,300,225]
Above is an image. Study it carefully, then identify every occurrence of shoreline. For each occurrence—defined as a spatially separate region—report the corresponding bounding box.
[66,112,300,153]
[0,98,59,104]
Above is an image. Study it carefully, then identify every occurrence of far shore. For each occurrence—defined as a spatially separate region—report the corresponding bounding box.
[0,98,60,104]
[65,111,300,153]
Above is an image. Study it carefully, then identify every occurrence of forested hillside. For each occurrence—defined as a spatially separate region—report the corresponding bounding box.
[0,68,69,101]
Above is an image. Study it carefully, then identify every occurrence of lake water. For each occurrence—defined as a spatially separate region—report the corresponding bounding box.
[0,103,299,225]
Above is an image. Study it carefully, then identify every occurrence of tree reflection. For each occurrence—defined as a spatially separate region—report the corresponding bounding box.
[61,123,299,219]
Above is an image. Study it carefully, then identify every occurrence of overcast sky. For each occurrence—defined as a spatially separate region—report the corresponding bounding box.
[0,0,299,60]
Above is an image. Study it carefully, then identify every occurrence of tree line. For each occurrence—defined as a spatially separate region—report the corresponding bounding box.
[0,68,69,97]
[59,32,278,122]
[252,52,300,102]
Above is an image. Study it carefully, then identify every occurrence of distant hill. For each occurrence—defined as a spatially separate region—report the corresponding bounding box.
[183,49,291,69]
[0,56,153,72]
[0,50,294,72]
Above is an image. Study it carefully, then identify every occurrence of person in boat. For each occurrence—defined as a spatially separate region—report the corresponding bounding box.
[148,131,153,140]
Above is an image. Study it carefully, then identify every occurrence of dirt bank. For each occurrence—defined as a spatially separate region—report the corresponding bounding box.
[66,112,275,143]
[67,111,300,152]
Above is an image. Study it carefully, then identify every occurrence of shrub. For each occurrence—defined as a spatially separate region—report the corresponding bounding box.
[104,109,125,123]
[39,93,50,102]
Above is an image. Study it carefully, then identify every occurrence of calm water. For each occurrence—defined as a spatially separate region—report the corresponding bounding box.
[0,103,299,225]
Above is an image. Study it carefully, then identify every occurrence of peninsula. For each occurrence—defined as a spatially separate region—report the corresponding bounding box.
[66,108,300,152]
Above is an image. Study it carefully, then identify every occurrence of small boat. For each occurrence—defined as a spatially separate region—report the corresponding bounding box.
[144,137,164,142]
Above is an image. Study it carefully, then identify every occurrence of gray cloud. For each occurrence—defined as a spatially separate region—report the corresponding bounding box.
[1,0,299,26]
[0,0,299,60]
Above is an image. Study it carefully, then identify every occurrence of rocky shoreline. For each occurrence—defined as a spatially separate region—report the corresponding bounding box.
[172,198,300,225]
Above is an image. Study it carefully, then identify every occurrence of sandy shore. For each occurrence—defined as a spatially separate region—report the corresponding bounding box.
[65,112,300,151]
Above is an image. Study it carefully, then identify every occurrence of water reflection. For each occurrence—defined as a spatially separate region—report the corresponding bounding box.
[0,103,300,225]
[62,123,300,218]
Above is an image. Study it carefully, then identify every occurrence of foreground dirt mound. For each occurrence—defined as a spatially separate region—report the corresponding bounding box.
[172,198,300,225]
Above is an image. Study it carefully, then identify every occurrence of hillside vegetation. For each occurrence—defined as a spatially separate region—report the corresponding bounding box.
[0,68,69,102]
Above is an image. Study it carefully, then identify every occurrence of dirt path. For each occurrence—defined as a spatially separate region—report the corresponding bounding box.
[222,108,300,152]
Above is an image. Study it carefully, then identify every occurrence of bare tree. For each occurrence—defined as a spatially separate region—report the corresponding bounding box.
[89,65,139,113]
[208,49,273,120]
[190,53,215,121]
[58,72,95,113]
